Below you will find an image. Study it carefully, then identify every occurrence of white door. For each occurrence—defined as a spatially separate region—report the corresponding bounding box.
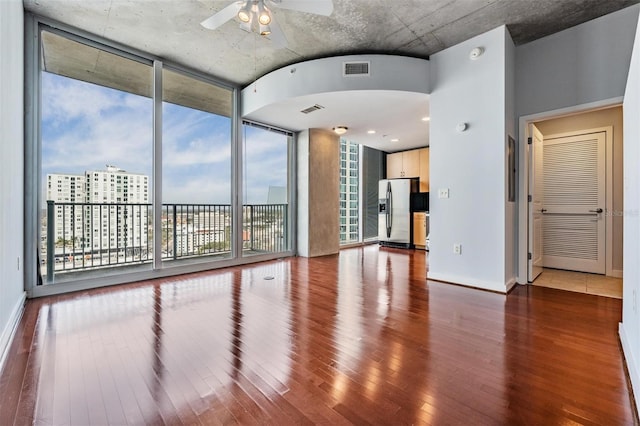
[542,131,606,273]
[528,124,544,282]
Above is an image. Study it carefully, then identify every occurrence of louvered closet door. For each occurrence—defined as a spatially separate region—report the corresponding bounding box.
[542,131,606,274]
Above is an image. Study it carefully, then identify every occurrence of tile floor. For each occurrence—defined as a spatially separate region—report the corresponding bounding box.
[533,268,622,299]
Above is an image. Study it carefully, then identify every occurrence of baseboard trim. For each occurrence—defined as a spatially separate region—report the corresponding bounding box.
[611,269,624,278]
[619,322,640,420]
[427,272,508,294]
[0,292,26,373]
[505,278,517,293]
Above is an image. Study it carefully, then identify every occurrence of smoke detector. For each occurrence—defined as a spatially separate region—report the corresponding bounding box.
[469,47,484,60]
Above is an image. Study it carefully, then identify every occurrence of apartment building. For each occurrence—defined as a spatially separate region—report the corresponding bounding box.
[339,138,359,244]
[45,167,150,262]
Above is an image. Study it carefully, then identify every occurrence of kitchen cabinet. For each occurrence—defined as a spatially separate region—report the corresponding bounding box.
[386,147,429,191]
[419,147,429,192]
[413,212,427,249]
[387,150,420,178]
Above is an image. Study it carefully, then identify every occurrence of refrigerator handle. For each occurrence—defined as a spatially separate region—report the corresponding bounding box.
[386,182,392,238]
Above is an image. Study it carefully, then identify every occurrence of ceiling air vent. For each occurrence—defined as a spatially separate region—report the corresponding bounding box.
[300,104,325,114]
[343,61,370,77]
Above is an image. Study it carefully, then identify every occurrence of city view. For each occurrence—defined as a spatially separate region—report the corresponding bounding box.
[41,69,289,281]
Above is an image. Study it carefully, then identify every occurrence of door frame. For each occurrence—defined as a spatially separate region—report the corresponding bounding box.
[516,97,622,284]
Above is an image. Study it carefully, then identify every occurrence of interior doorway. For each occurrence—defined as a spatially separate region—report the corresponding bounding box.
[520,104,624,288]
[537,128,607,274]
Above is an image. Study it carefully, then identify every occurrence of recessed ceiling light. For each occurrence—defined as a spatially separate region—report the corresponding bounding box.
[367,130,376,134]
[390,138,399,142]
[422,116,430,122]
[333,126,348,135]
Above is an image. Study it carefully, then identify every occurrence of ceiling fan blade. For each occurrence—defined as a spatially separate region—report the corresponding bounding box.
[200,1,244,30]
[267,18,288,48]
[269,0,333,16]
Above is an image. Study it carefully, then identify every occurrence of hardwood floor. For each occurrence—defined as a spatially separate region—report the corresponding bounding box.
[0,246,635,425]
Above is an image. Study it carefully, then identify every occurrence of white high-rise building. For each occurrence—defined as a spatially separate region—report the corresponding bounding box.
[339,139,359,243]
[46,173,86,249]
[84,166,150,254]
[46,166,150,260]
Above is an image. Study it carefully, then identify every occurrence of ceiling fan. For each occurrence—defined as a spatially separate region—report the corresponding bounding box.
[200,0,334,48]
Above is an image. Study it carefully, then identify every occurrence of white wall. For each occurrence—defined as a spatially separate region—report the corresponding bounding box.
[297,130,310,257]
[0,0,26,369]
[429,26,513,292]
[505,28,517,287]
[620,7,640,419]
[517,5,640,118]
[241,55,430,115]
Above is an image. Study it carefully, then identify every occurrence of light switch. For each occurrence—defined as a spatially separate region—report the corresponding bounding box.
[438,188,449,199]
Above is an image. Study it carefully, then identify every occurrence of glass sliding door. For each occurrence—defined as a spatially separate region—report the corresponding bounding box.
[161,68,233,262]
[241,123,291,256]
[39,29,153,283]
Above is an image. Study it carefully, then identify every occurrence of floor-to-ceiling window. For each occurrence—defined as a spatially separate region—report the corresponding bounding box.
[339,140,384,244]
[340,139,360,244]
[162,68,233,262]
[27,20,294,294]
[340,138,383,245]
[39,29,154,283]
[242,122,292,256]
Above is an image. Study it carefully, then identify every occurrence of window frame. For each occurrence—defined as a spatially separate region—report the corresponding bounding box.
[24,14,296,298]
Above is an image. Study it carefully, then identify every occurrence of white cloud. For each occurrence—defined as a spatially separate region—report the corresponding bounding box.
[41,73,293,206]
[42,73,153,176]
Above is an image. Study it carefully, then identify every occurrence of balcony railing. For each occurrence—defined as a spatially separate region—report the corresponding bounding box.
[43,201,288,282]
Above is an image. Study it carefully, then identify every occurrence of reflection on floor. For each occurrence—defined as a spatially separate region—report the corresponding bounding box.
[533,268,622,299]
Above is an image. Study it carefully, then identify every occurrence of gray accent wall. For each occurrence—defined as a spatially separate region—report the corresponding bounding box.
[362,146,384,240]
[516,5,640,118]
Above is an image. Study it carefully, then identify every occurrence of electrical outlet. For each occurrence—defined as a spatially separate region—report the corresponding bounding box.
[438,188,450,199]
[453,243,462,255]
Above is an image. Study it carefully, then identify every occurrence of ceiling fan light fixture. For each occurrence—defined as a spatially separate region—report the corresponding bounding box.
[259,23,271,35]
[238,2,252,23]
[333,126,348,135]
[257,2,272,25]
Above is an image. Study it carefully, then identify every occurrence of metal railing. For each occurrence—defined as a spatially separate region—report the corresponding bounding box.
[43,201,288,282]
[162,204,232,259]
[243,204,288,254]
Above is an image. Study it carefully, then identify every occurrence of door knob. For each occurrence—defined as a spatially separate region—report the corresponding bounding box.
[540,208,547,213]
[589,208,603,213]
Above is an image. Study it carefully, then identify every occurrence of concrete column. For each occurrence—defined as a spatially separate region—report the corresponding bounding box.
[297,129,340,257]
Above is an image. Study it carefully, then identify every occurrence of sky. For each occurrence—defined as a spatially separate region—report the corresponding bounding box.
[42,72,288,205]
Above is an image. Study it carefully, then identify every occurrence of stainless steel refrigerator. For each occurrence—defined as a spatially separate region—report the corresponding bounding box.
[378,179,417,247]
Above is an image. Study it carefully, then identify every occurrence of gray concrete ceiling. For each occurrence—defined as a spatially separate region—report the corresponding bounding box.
[24,0,640,152]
